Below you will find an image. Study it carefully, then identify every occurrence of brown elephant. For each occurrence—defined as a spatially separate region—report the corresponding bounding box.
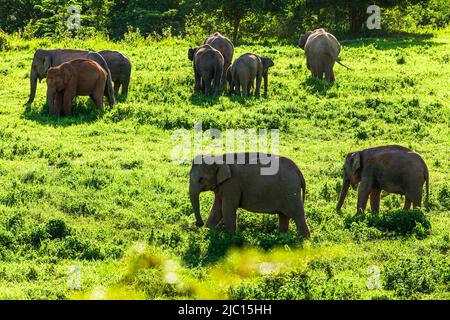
[298,28,351,82]
[203,32,234,87]
[189,153,310,238]
[229,53,274,97]
[188,44,224,96]
[26,49,114,107]
[98,50,132,98]
[336,145,429,215]
[46,59,107,116]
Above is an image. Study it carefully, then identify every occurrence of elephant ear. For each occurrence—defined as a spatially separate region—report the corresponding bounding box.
[298,31,312,49]
[188,48,196,61]
[216,164,231,185]
[43,53,52,72]
[261,57,274,69]
[349,152,361,174]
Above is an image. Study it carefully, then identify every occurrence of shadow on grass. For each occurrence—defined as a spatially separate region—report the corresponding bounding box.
[182,227,305,268]
[23,101,103,126]
[345,209,431,239]
[340,33,443,50]
[189,92,221,107]
[304,77,333,96]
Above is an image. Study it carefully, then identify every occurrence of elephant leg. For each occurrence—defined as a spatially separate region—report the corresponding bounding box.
[278,213,289,233]
[204,77,212,96]
[356,180,372,215]
[92,93,104,112]
[206,196,223,228]
[122,78,130,97]
[63,92,73,116]
[114,81,121,95]
[411,189,423,209]
[194,69,201,93]
[369,189,381,214]
[242,82,248,97]
[255,71,262,97]
[235,80,241,96]
[283,198,310,238]
[221,198,239,233]
[403,197,412,210]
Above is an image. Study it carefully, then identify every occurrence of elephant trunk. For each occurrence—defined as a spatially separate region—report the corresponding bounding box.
[189,183,204,227]
[336,178,350,212]
[27,67,38,105]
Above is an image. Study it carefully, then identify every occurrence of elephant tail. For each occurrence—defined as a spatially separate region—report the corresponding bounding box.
[424,166,430,211]
[327,49,353,70]
[300,174,306,204]
[88,52,115,107]
[336,58,353,70]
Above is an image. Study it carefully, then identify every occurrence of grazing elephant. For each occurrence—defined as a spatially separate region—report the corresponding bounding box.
[204,32,234,87]
[336,145,429,215]
[298,28,351,82]
[229,53,274,97]
[27,49,114,107]
[98,50,132,98]
[189,153,310,238]
[46,59,107,116]
[188,44,224,96]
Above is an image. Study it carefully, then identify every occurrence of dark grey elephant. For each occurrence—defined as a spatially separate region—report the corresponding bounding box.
[229,53,274,97]
[203,32,234,87]
[298,28,351,82]
[336,145,429,215]
[188,44,224,96]
[26,49,115,107]
[98,50,132,98]
[189,152,310,238]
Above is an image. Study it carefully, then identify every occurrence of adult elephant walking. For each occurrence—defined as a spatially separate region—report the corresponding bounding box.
[98,50,132,98]
[298,28,351,82]
[204,32,234,87]
[26,49,115,107]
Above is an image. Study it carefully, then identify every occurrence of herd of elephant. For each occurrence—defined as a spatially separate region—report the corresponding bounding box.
[21,29,430,238]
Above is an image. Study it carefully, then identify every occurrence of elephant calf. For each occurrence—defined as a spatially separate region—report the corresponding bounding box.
[46,59,107,116]
[188,44,224,96]
[189,153,310,238]
[229,53,274,97]
[336,145,429,215]
[98,50,132,98]
[299,28,351,82]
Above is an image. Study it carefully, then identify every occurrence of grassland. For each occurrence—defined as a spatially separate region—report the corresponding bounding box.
[0,30,449,299]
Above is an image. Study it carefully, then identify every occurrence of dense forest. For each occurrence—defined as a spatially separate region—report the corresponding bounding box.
[1,0,449,41]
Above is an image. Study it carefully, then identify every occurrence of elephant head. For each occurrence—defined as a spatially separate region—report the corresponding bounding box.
[188,48,196,61]
[260,57,274,95]
[189,157,231,227]
[298,31,313,50]
[28,49,53,104]
[46,66,71,115]
[336,152,362,211]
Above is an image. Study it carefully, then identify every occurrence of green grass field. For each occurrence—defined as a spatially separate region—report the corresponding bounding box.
[0,30,449,299]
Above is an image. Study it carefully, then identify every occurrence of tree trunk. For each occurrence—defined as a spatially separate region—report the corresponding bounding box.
[349,8,364,33]
[233,14,241,42]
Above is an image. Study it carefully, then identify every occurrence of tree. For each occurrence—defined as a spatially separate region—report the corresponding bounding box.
[306,0,429,33]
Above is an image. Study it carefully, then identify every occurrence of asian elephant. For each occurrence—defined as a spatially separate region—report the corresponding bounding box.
[229,53,274,97]
[298,28,351,82]
[336,145,429,215]
[26,49,114,107]
[188,44,224,96]
[203,32,234,87]
[98,50,132,98]
[46,59,107,116]
[189,153,310,238]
